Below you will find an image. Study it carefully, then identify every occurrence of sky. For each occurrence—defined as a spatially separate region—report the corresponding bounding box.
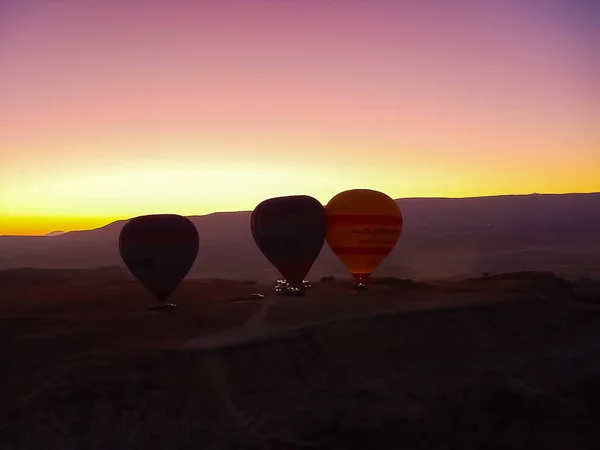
[1,0,598,235]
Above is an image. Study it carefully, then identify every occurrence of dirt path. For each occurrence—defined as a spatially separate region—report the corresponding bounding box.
[182,296,278,350]
[182,291,523,351]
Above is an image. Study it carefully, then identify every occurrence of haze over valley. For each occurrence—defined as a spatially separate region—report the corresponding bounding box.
[2,193,599,283]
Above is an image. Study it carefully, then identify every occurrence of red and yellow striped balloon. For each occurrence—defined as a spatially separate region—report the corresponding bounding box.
[325,189,403,285]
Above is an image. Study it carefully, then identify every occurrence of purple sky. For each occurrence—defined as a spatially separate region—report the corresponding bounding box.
[0,0,598,234]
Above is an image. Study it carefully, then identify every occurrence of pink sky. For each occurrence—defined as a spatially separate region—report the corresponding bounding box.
[0,0,598,234]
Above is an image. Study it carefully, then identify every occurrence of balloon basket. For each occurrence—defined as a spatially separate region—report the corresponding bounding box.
[353,283,368,291]
[148,303,177,311]
[281,288,306,298]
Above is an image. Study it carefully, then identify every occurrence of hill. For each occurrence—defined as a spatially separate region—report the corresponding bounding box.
[0,193,599,281]
[44,231,66,237]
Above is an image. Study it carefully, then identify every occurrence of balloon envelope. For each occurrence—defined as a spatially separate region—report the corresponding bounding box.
[119,214,199,304]
[325,189,403,285]
[251,195,326,286]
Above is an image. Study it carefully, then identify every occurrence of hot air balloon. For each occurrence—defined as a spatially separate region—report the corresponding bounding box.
[119,214,199,309]
[251,195,326,292]
[325,189,403,288]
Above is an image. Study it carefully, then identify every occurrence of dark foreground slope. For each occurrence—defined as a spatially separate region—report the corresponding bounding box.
[2,274,600,449]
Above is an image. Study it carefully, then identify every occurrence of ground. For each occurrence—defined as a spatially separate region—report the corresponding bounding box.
[1,273,600,449]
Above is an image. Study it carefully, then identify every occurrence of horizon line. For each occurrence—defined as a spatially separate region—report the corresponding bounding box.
[2,191,599,238]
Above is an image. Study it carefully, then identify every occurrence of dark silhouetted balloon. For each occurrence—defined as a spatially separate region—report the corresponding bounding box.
[119,214,199,307]
[251,195,326,286]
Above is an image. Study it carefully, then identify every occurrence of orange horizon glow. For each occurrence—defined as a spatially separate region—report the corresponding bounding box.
[3,187,599,236]
[1,0,599,236]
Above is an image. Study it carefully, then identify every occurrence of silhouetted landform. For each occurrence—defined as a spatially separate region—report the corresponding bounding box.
[464,271,574,293]
[572,278,600,302]
[0,266,132,292]
[1,271,600,449]
[44,231,65,237]
[1,193,599,282]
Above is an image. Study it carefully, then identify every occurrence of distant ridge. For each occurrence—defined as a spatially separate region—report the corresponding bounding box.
[1,192,599,281]
[8,192,599,237]
[396,192,600,201]
[45,231,65,237]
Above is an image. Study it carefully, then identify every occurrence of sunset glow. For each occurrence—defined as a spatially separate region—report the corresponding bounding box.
[1,0,598,235]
